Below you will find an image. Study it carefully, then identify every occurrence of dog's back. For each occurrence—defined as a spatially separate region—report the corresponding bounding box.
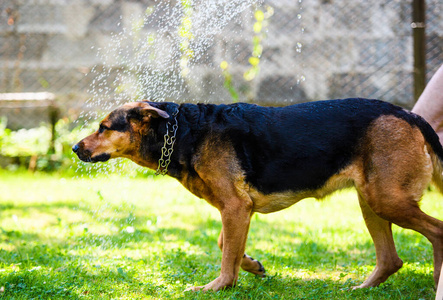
[173,98,443,195]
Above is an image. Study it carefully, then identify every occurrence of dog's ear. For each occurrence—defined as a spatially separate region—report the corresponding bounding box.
[126,102,170,135]
[138,101,170,119]
[128,102,170,121]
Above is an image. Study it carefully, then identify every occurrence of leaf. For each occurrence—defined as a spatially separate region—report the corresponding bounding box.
[117,267,125,277]
[253,22,262,33]
[254,10,264,22]
[220,61,229,70]
[248,57,260,67]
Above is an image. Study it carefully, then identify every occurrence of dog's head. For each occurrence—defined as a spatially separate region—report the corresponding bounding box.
[72,101,169,164]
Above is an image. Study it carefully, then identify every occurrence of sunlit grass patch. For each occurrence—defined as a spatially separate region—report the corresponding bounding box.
[0,170,439,299]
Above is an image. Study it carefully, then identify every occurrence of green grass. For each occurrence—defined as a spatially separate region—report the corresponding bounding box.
[0,169,441,299]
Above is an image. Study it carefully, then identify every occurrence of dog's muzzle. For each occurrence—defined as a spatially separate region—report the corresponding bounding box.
[72,143,110,163]
[72,142,92,162]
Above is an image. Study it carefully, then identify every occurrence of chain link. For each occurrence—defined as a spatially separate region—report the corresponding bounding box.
[155,107,179,176]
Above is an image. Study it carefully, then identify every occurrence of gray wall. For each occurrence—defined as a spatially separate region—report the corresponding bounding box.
[1,0,442,127]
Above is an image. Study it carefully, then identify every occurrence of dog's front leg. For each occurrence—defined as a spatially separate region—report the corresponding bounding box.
[218,227,266,276]
[186,200,252,292]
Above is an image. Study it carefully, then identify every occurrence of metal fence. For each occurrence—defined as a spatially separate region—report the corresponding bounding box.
[0,0,442,129]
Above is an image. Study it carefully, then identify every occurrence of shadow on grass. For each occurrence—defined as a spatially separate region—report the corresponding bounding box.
[0,254,172,299]
[0,198,435,261]
[0,199,437,299]
[178,268,434,300]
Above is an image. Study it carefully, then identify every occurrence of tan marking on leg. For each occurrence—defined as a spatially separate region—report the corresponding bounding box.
[183,136,256,291]
[218,229,266,277]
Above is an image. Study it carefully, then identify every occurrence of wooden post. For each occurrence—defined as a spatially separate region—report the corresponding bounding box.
[48,104,59,155]
[412,0,426,102]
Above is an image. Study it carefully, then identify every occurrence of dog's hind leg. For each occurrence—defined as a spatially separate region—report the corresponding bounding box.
[218,228,266,277]
[370,194,443,286]
[354,115,443,287]
[360,187,443,286]
[353,192,403,289]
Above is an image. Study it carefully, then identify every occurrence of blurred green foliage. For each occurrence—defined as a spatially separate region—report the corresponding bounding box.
[0,118,97,172]
[0,117,157,176]
[220,6,274,102]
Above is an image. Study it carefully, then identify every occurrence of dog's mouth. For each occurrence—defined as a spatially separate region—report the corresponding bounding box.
[90,153,111,163]
[73,145,111,163]
[76,153,110,163]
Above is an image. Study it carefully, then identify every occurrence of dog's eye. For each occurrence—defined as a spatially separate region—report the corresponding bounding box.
[98,124,108,133]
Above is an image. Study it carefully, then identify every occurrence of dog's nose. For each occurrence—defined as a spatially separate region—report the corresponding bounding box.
[72,144,80,153]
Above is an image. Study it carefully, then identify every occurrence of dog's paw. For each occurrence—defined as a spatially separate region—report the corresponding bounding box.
[184,276,235,292]
[184,285,205,292]
[242,254,266,277]
[255,260,266,277]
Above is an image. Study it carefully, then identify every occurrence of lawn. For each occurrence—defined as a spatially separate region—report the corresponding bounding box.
[0,169,441,299]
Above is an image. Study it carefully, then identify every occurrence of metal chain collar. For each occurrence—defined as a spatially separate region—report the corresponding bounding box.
[155,107,179,176]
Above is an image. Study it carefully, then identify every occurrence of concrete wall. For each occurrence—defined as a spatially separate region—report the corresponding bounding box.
[0,0,442,127]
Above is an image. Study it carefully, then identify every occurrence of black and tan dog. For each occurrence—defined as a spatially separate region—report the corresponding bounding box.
[73,98,443,292]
